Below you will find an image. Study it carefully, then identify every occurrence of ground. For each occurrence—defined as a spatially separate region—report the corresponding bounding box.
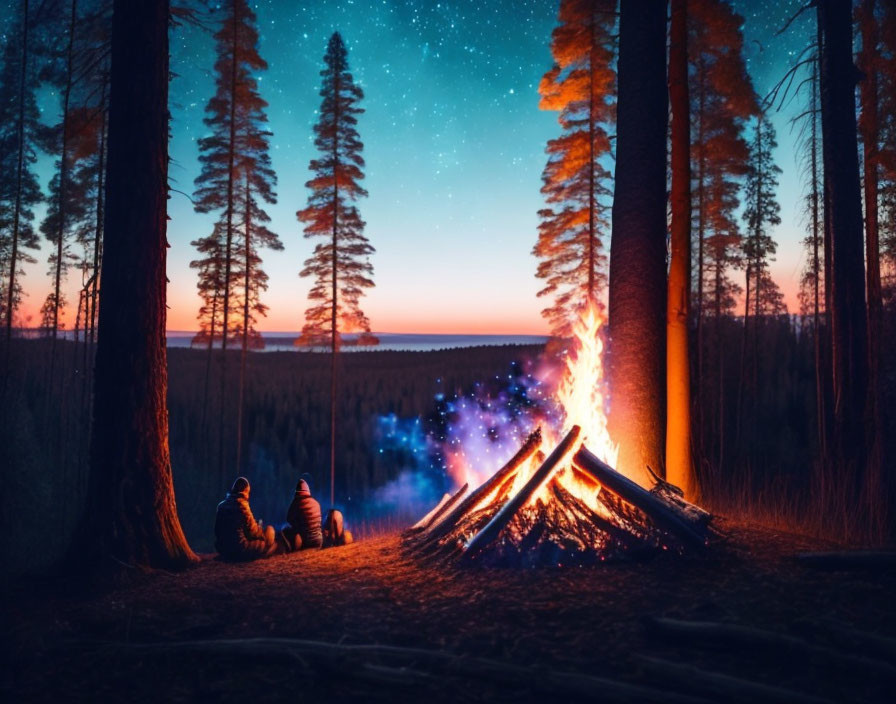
[4,520,895,703]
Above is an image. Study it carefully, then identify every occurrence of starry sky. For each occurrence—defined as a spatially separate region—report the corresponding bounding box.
[13,0,818,334]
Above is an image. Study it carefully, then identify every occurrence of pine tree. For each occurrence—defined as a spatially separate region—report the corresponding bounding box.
[742,110,782,323]
[0,0,46,341]
[607,0,666,489]
[40,0,81,342]
[688,0,756,474]
[818,0,869,484]
[667,0,697,499]
[73,0,197,570]
[533,0,616,337]
[192,0,281,475]
[298,32,377,506]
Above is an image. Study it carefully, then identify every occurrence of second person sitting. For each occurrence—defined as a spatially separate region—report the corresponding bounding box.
[282,477,323,550]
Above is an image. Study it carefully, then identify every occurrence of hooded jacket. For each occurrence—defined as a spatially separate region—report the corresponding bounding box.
[287,479,323,548]
[215,477,268,559]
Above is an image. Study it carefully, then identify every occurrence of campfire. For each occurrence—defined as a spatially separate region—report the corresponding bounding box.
[404,304,713,566]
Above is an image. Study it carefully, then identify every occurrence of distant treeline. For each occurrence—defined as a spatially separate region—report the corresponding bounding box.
[3,308,894,575]
[0,342,543,569]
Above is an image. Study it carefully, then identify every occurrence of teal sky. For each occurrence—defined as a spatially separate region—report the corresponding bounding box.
[10,0,818,334]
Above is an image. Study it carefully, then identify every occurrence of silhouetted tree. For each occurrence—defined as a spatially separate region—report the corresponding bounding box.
[796,46,826,453]
[688,0,755,474]
[73,0,197,570]
[298,32,377,506]
[818,0,869,482]
[858,0,883,482]
[41,0,79,343]
[193,0,281,476]
[0,0,45,342]
[533,0,615,337]
[607,0,666,488]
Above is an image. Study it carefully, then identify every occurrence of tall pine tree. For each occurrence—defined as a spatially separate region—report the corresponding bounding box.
[688,0,756,475]
[0,0,45,341]
[298,32,377,506]
[742,110,782,323]
[192,0,281,475]
[533,0,615,337]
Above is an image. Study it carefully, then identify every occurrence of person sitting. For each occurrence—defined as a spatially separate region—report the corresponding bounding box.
[282,477,323,550]
[214,476,276,561]
[323,508,353,548]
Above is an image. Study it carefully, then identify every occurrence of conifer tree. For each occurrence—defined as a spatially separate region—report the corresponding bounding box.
[818,0,868,482]
[533,0,615,337]
[688,0,756,473]
[607,0,666,488]
[0,0,45,341]
[742,110,782,323]
[298,32,377,506]
[40,0,79,341]
[192,0,281,475]
[667,0,697,499]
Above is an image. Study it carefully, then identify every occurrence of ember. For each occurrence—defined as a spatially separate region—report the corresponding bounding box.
[405,303,713,566]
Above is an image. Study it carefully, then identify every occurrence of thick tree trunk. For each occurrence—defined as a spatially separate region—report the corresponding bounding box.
[666,0,696,499]
[608,0,667,488]
[818,0,869,475]
[74,0,197,570]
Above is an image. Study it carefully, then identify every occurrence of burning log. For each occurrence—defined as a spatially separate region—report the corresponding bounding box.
[409,493,452,532]
[464,425,582,560]
[410,428,543,549]
[418,483,468,533]
[405,424,713,565]
[572,447,707,548]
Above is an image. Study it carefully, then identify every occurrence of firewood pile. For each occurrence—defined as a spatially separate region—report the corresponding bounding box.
[404,426,715,566]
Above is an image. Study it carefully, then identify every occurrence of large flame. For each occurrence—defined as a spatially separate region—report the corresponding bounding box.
[553,301,617,467]
[508,301,618,508]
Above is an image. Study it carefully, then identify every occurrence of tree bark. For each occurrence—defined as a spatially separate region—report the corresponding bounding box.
[859,0,882,491]
[818,0,869,476]
[74,0,197,570]
[666,0,696,499]
[608,1,667,488]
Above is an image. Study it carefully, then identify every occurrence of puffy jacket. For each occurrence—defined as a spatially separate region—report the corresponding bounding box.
[286,479,323,548]
[215,480,267,559]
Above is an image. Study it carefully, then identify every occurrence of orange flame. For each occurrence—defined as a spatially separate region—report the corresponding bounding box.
[511,301,618,508]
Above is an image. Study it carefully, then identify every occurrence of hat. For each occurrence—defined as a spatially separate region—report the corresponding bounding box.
[230,476,250,495]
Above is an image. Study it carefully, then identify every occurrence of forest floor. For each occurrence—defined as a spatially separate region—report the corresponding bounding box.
[4,520,895,703]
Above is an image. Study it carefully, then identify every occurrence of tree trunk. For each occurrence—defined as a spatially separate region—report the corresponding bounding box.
[330,59,341,509]
[859,0,882,492]
[694,56,707,472]
[236,172,251,472]
[810,52,826,457]
[608,0,667,488]
[666,0,696,499]
[4,0,29,345]
[218,5,239,486]
[73,0,197,570]
[818,0,869,476]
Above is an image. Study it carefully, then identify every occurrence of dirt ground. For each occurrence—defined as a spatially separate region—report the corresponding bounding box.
[4,520,895,703]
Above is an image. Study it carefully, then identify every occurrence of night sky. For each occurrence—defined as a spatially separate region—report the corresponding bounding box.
[10,0,815,334]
